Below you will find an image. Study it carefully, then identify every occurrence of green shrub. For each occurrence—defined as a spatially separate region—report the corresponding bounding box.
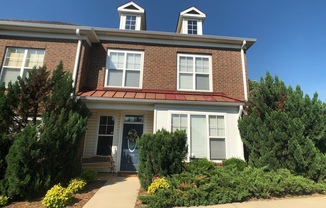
[138,129,187,189]
[42,184,72,208]
[185,158,217,175]
[0,195,9,207]
[80,168,97,183]
[222,158,248,171]
[139,166,326,207]
[147,177,170,195]
[66,178,86,194]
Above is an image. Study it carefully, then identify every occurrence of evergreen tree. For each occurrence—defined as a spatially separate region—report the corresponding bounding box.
[238,72,326,181]
[0,83,14,180]
[1,62,90,199]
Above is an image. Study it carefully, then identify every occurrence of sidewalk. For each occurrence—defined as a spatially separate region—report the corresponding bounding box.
[83,176,139,208]
[185,195,326,208]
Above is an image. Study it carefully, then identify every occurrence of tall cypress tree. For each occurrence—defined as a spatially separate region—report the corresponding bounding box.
[238,72,326,181]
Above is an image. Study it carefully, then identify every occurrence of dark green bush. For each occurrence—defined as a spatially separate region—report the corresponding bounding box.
[222,158,248,171]
[2,125,51,199]
[185,158,217,175]
[80,169,97,183]
[137,129,187,189]
[139,165,326,207]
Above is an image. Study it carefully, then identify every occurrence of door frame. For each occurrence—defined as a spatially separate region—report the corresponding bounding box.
[116,111,146,172]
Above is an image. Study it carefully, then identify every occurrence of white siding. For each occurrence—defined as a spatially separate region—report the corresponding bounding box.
[145,111,154,133]
[154,104,244,161]
[83,110,98,156]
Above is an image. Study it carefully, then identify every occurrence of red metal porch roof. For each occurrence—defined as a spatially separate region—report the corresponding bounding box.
[78,89,243,103]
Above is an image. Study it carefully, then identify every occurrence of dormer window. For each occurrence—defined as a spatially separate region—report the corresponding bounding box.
[125,15,136,30]
[188,20,198,34]
[118,1,146,31]
[176,7,206,35]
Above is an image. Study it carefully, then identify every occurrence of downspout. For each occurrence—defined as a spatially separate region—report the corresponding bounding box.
[72,29,82,92]
[239,41,247,160]
[241,40,248,101]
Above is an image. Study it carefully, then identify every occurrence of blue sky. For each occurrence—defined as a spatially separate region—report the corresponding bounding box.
[1,0,326,101]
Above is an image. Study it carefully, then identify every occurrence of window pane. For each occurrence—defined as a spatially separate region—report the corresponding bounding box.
[1,68,20,84]
[171,114,180,128]
[180,74,193,89]
[97,136,113,156]
[4,48,25,67]
[209,116,225,136]
[171,114,187,131]
[108,116,115,125]
[190,115,207,158]
[126,53,141,69]
[25,49,44,68]
[179,57,193,72]
[217,116,225,136]
[188,20,197,35]
[210,138,226,160]
[125,70,140,87]
[126,15,136,30]
[99,126,106,134]
[100,116,107,125]
[109,52,124,69]
[108,69,123,86]
[195,57,209,73]
[196,74,209,90]
[106,126,114,135]
[124,115,143,123]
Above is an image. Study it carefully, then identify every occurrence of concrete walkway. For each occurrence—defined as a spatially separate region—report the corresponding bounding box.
[185,195,326,208]
[83,175,326,208]
[83,176,140,208]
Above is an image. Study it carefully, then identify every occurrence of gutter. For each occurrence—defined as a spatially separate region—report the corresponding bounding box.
[72,29,82,91]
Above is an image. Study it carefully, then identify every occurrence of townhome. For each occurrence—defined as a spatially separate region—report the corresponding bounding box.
[0,1,255,172]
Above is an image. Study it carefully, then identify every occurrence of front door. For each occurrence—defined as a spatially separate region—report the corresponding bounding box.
[120,116,143,171]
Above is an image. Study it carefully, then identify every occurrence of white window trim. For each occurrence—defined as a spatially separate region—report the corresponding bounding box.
[169,111,227,162]
[182,18,203,35]
[105,49,144,89]
[177,53,212,92]
[119,14,141,30]
[95,115,116,156]
[208,115,227,161]
[0,47,45,85]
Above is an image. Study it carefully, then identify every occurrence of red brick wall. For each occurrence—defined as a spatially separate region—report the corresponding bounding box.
[0,36,247,100]
[0,36,90,92]
[0,36,78,73]
[87,41,246,100]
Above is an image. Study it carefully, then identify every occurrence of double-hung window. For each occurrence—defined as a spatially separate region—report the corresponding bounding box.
[209,115,226,160]
[188,20,198,34]
[177,54,211,91]
[0,48,45,85]
[125,15,136,30]
[97,116,115,156]
[106,50,143,88]
[171,113,226,161]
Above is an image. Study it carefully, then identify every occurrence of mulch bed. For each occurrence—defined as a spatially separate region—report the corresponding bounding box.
[4,173,111,208]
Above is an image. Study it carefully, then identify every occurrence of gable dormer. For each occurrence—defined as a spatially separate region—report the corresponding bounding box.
[176,6,206,35]
[118,1,146,31]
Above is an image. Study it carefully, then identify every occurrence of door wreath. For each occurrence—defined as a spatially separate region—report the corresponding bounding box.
[126,129,139,152]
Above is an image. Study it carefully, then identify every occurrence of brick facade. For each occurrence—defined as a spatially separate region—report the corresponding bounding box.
[0,36,91,92]
[86,41,247,100]
[0,36,248,101]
